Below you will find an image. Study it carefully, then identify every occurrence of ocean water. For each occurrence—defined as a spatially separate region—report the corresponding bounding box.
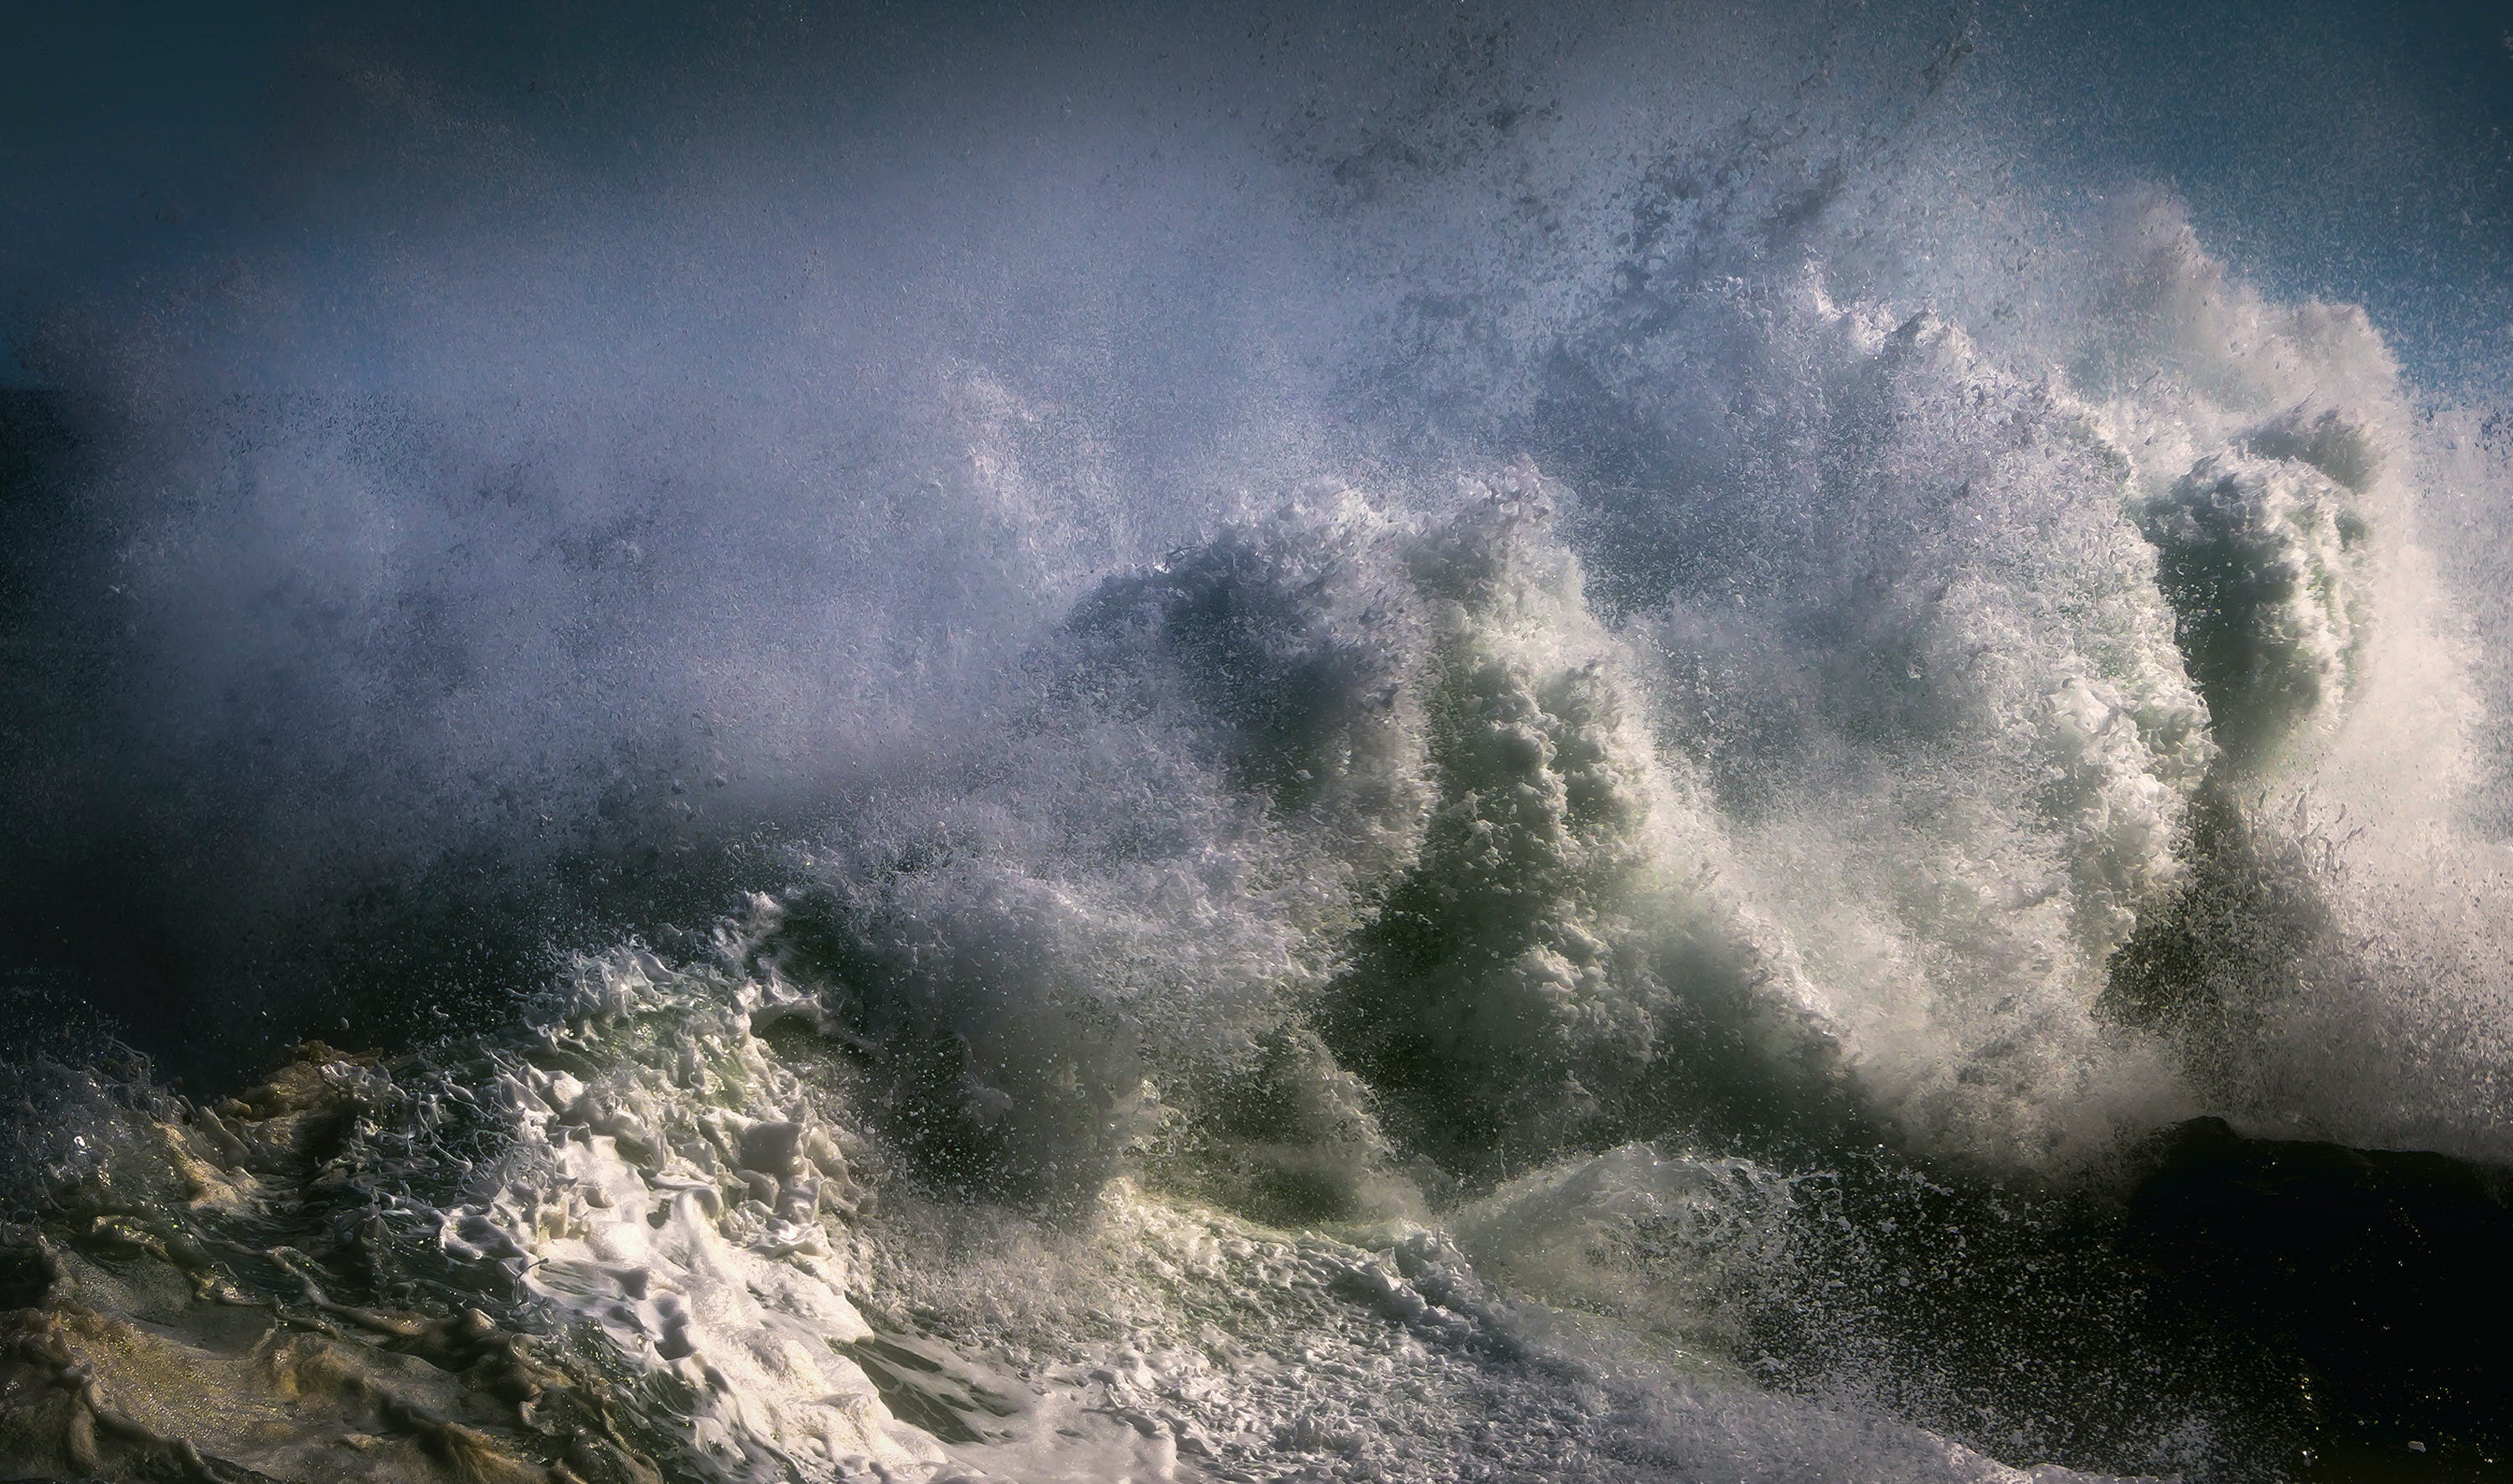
[4,5,2511,1481]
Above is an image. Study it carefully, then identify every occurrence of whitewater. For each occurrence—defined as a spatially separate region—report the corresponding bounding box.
[4,5,2511,1481]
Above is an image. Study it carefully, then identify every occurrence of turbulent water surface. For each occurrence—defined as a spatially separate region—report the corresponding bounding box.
[5,5,2513,1481]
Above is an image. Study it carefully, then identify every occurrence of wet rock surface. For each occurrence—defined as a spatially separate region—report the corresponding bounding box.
[0,1048,668,1484]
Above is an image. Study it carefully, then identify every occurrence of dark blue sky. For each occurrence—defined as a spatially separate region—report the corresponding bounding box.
[0,4,304,381]
[1989,0,2513,389]
[4,1,2510,388]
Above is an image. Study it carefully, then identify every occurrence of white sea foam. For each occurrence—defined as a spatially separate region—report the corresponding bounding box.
[433,946,2154,1482]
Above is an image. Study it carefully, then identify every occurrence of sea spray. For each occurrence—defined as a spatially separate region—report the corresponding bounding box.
[4,6,2510,1479]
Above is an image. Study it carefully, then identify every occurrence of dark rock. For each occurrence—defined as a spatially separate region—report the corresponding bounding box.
[2127,1116,2513,1466]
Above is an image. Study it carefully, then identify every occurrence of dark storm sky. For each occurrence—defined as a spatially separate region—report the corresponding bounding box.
[4,1,2510,390]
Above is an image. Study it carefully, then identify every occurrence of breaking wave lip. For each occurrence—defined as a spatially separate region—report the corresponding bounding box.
[8,220,2510,1480]
[8,228,2507,1471]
